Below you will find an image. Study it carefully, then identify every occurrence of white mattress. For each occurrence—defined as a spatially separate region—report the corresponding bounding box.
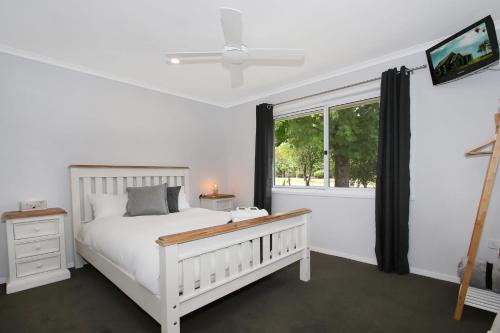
[78,208,231,296]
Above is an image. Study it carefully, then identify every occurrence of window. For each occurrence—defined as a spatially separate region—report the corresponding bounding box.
[274,97,380,189]
[274,111,324,187]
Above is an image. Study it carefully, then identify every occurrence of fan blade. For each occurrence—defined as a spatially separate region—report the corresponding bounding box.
[220,7,242,47]
[228,65,243,88]
[247,48,305,61]
[165,51,222,59]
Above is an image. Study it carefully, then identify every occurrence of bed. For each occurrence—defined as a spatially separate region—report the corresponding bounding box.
[70,165,311,333]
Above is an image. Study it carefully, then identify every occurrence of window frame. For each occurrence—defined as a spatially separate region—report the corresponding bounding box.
[272,87,381,198]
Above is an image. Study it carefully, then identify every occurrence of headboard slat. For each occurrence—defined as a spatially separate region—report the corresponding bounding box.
[106,178,114,195]
[117,177,125,194]
[83,178,92,222]
[96,177,104,195]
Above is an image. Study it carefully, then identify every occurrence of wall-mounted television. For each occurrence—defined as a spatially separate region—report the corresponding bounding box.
[426,15,499,85]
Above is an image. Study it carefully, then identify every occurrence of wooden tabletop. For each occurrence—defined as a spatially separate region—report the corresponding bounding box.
[199,194,235,199]
[2,208,67,221]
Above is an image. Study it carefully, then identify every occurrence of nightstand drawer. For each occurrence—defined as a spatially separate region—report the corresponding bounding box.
[15,237,60,259]
[16,254,61,278]
[14,219,59,240]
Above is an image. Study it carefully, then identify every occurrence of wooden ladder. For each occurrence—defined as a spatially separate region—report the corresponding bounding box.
[454,112,500,320]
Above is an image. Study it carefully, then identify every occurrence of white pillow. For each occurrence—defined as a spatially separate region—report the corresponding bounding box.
[88,193,128,220]
[178,186,190,210]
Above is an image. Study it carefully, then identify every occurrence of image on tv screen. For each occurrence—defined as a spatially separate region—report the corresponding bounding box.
[430,23,494,78]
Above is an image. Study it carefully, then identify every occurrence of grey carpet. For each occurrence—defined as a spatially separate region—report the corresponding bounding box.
[0,252,494,333]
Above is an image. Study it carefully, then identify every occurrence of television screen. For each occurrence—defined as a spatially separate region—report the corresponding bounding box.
[426,15,499,85]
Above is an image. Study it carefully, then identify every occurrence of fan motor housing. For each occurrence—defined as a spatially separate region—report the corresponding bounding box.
[223,46,248,64]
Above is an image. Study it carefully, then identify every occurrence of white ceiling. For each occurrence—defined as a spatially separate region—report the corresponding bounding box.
[1,1,499,107]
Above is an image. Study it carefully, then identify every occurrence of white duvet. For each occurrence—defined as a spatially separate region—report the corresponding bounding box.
[79,208,231,296]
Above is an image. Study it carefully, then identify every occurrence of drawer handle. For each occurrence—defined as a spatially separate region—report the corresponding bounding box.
[34,245,42,251]
[35,263,43,269]
[33,227,41,232]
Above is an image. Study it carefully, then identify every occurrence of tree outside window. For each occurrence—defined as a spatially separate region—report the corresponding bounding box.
[275,112,324,187]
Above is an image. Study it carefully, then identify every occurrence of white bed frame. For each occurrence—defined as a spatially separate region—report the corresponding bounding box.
[69,165,311,333]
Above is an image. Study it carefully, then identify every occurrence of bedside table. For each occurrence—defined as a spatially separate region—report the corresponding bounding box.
[200,194,235,211]
[2,208,71,294]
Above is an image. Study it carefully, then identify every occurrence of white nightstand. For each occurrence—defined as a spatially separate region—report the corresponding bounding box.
[2,208,71,294]
[200,194,235,211]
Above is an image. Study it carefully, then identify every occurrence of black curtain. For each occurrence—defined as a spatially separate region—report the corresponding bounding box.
[375,66,411,274]
[254,103,274,213]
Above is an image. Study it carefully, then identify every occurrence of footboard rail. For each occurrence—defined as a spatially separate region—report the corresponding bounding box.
[156,208,311,333]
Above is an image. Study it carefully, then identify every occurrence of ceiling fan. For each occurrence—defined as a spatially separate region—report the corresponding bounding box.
[165,7,305,88]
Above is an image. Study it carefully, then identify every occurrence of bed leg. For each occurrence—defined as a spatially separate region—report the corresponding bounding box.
[74,253,85,269]
[159,245,180,333]
[300,214,310,282]
[300,248,310,282]
[300,214,311,282]
[73,241,85,269]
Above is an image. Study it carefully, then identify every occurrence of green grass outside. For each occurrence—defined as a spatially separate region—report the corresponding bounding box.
[275,177,324,187]
[275,177,375,188]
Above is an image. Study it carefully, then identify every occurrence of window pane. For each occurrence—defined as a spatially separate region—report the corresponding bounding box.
[329,98,379,188]
[274,112,324,187]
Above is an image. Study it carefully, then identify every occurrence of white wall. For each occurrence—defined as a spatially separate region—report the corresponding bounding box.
[0,53,228,280]
[224,51,500,282]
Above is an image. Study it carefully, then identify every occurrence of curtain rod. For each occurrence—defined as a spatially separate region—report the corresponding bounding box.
[273,64,427,107]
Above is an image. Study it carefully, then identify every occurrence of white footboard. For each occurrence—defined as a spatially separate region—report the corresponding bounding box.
[156,208,311,333]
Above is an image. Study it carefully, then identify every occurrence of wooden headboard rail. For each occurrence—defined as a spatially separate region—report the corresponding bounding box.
[157,208,311,247]
[69,164,189,169]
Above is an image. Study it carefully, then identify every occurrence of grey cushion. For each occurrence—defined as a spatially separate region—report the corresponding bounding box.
[166,185,181,213]
[126,184,168,216]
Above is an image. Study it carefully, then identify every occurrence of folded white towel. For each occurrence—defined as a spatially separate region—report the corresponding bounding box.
[231,209,269,222]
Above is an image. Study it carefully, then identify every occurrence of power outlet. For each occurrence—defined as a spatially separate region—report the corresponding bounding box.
[487,239,500,250]
[20,200,48,211]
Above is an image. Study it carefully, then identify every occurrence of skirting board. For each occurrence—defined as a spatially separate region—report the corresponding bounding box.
[310,246,459,284]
